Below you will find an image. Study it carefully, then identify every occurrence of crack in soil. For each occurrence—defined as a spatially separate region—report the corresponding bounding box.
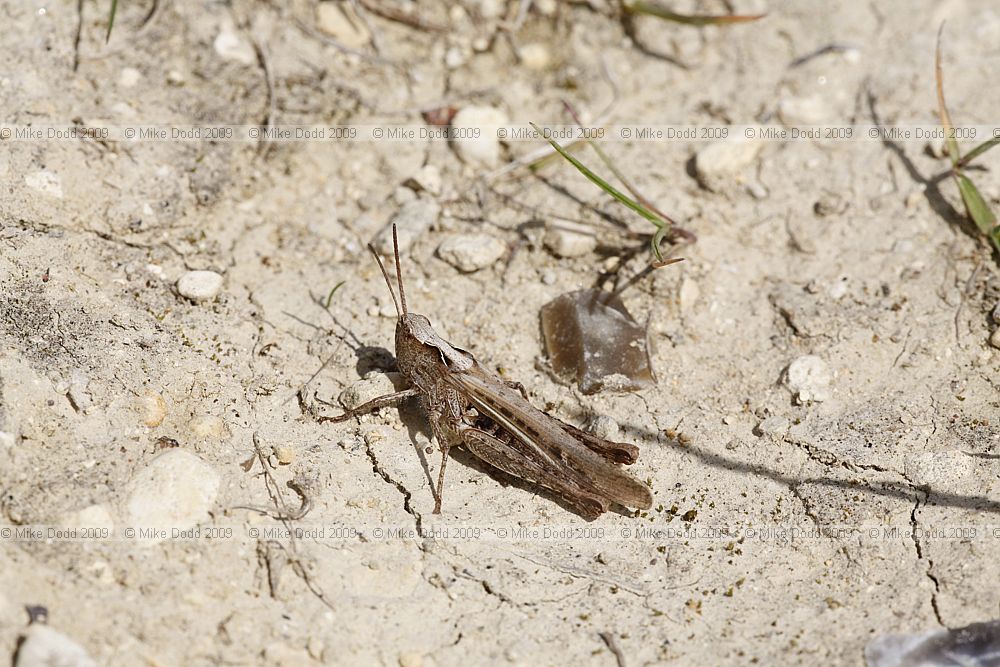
[908,489,944,626]
[363,436,423,533]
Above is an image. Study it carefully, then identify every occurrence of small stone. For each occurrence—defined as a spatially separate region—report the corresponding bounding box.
[24,170,63,198]
[177,270,224,301]
[520,43,550,70]
[213,20,256,65]
[437,234,506,272]
[126,449,220,540]
[166,70,186,86]
[188,414,227,440]
[308,637,325,661]
[405,165,442,195]
[588,415,620,441]
[372,199,440,254]
[393,185,417,205]
[785,355,832,403]
[15,625,97,667]
[317,1,372,48]
[340,373,406,411]
[544,221,597,258]
[0,430,14,451]
[444,46,467,69]
[541,289,655,395]
[778,95,829,125]
[476,0,504,19]
[264,643,314,667]
[67,372,93,413]
[541,270,557,285]
[903,451,974,490]
[451,106,507,168]
[694,137,763,192]
[678,277,700,312]
[274,445,295,465]
[141,391,168,427]
[828,277,848,300]
[62,504,115,531]
[754,416,790,437]
[399,652,424,667]
[991,302,1000,324]
[989,329,1000,350]
[119,67,141,87]
[747,180,769,199]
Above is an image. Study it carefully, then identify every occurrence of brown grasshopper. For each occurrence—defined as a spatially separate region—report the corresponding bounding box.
[322,225,653,519]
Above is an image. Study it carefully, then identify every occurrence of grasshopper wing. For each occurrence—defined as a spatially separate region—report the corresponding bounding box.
[448,366,653,513]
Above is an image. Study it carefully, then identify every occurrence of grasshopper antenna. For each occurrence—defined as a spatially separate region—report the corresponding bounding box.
[392,224,408,315]
[367,242,401,318]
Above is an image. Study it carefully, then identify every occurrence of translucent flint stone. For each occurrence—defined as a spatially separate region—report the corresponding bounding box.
[865,619,1000,667]
[540,289,655,394]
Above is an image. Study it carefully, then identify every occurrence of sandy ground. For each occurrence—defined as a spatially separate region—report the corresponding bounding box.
[2,0,1000,665]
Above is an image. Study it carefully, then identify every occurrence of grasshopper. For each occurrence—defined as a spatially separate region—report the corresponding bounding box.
[322,225,653,519]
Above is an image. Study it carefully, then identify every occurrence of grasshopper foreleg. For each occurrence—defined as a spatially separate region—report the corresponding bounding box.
[318,388,421,424]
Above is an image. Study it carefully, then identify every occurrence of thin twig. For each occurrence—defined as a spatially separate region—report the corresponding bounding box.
[252,37,277,157]
[357,0,447,32]
[599,632,627,667]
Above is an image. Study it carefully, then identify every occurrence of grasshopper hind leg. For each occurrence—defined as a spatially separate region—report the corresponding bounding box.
[459,426,607,520]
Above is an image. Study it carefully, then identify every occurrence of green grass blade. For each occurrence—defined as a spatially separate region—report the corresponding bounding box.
[528,139,587,171]
[935,25,961,166]
[956,174,1000,252]
[958,137,1000,168]
[529,122,666,260]
[624,0,765,25]
[106,0,119,43]
[323,280,346,309]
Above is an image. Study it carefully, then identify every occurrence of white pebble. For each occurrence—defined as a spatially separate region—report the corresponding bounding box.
[437,234,506,272]
[67,372,93,413]
[15,625,97,667]
[588,415,620,441]
[828,277,849,300]
[399,652,424,667]
[444,46,468,69]
[678,278,700,312]
[213,20,256,65]
[274,445,295,465]
[544,221,597,258]
[520,43,551,70]
[24,170,63,198]
[372,199,440,254]
[903,451,974,489]
[126,449,220,541]
[62,504,115,531]
[778,95,829,125]
[188,414,226,440]
[785,355,832,403]
[407,164,442,195]
[694,137,763,191]
[755,415,790,437]
[451,106,507,168]
[140,391,167,427]
[119,67,141,88]
[177,270,224,301]
[990,329,1000,350]
[340,373,405,411]
[316,2,372,48]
